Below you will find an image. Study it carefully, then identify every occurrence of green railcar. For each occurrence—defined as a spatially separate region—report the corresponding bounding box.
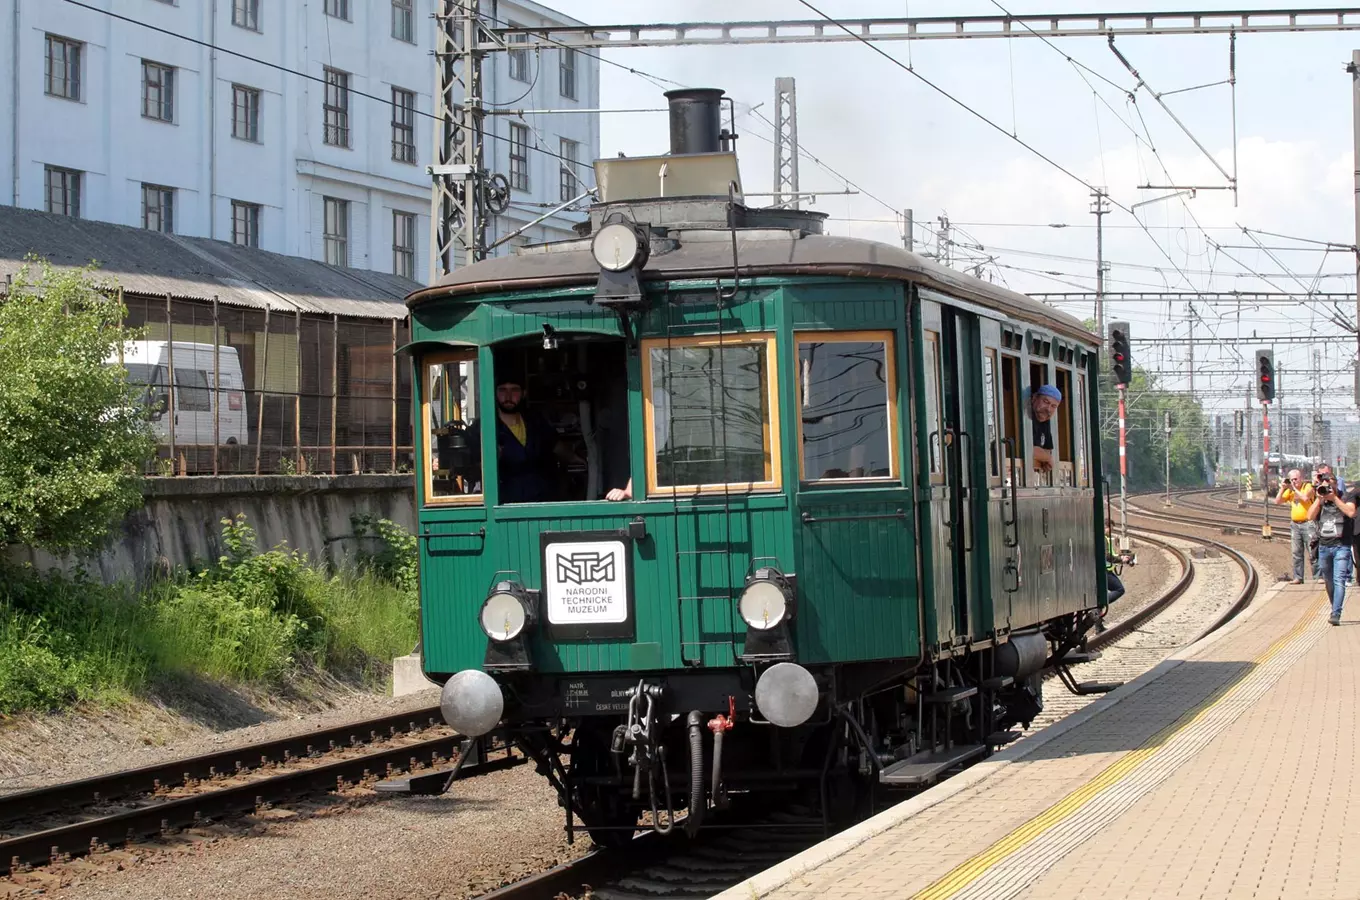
[409,89,1107,845]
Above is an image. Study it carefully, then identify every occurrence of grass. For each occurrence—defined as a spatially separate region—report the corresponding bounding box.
[0,515,419,717]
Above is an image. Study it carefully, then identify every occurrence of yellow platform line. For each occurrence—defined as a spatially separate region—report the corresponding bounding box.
[911,592,1325,900]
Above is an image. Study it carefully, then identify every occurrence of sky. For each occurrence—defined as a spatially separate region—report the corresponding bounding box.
[538,0,1360,418]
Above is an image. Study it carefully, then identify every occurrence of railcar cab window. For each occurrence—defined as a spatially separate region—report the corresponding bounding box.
[796,332,897,482]
[483,337,631,504]
[983,349,1001,485]
[922,331,944,484]
[643,334,780,493]
[999,354,1024,487]
[423,351,482,504]
[1053,367,1075,486]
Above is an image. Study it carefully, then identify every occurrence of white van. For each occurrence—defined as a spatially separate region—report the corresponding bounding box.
[109,341,250,446]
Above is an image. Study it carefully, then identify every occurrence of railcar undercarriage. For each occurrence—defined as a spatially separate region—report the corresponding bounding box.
[477,616,1101,846]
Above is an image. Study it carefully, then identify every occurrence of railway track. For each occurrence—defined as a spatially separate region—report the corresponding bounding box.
[0,705,520,875]
[476,522,1262,900]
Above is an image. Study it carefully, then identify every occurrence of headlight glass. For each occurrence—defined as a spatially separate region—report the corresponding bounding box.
[481,591,527,642]
[739,580,788,630]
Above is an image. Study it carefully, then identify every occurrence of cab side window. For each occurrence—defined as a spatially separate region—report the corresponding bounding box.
[1054,367,1075,486]
[796,332,898,482]
[644,335,780,493]
[922,331,944,485]
[999,354,1024,486]
[423,351,482,503]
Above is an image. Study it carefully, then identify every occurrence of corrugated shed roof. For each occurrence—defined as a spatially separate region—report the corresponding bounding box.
[0,205,418,320]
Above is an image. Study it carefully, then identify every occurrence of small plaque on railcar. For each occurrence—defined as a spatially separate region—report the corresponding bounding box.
[540,531,636,640]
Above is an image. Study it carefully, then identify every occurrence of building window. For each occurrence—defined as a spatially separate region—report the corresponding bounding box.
[559,138,579,202]
[232,0,260,31]
[392,0,414,43]
[559,48,576,100]
[323,197,348,266]
[232,201,260,248]
[231,84,260,142]
[44,166,81,217]
[323,68,350,147]
[391,88,416,163]
[507,28,529,82]
[142,61,175,122]
[509,123,529,191]
[142,183,175,233]
[393,211,416,279]
[45,35,82,101]
[323,0,349,20]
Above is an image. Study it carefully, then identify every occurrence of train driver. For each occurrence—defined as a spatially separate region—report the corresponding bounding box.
[470,372,581,504]
[1030,384,1062,473]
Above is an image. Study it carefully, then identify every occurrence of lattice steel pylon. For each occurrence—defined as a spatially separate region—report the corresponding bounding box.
[429,1,488,281]
[772,77,799,209]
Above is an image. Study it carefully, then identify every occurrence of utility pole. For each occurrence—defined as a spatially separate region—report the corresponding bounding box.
[430,0,491,280]
[1236,410,1245,507]
[1350,50,1360,384]
[1091,188,1111,342]
[1164,410,1172,507]
[1186,302,1196,398]
[772,77,799,209]
[936,215,952,268]
[1262,401,1273,539]
[903,208,913,251]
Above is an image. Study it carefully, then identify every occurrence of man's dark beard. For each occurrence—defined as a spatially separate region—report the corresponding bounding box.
[498,399,523,414]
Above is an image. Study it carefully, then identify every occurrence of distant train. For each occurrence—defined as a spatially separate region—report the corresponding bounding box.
[408,88,1111,844]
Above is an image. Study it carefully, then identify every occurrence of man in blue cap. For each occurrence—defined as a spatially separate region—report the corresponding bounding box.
[1031,384,1062,472]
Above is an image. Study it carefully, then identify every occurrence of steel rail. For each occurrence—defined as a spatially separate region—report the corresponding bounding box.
[0,705,443,825]
[476,525,1256,900]
[2,732,523,871]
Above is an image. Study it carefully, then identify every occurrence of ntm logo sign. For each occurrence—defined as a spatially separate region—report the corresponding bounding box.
[555,551,616,585]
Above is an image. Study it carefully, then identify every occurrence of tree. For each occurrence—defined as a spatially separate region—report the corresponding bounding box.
[1096,366,1212,492]
[0,261,153,552]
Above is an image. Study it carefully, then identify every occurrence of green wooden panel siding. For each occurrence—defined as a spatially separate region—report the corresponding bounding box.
[419,503,793,675]
[795,495,918,663]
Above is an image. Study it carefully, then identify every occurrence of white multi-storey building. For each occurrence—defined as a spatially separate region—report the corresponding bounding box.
[0,0,600,281]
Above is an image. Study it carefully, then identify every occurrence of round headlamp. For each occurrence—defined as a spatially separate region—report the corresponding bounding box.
[739,569,792,631]
[480,583,530,642]
[591,221,646,272]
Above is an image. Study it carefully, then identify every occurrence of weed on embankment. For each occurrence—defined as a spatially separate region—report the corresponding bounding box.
[0,515,419,716]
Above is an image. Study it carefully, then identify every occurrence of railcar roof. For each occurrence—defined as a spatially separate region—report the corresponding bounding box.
[407,229,1097,346]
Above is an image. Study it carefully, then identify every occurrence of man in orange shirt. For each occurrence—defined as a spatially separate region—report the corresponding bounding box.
[1276,468,1315,584]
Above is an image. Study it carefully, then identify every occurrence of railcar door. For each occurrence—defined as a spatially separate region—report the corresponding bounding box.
[919,300,981,646]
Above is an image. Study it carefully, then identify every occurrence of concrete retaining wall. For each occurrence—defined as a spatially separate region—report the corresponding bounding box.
[8,475,416,584]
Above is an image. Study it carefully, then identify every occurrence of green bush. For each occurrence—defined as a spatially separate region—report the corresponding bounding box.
[0,515,422,717]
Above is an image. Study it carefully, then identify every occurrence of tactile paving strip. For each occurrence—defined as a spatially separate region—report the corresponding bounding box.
[914,597,1328,900]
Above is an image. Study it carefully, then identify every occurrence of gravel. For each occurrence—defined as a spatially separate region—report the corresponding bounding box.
[0,677,442,797]
[34,761,587,900]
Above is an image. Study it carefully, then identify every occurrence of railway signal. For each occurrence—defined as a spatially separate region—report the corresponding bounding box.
[1255,349,1275,403]
[1109,321,1132,386]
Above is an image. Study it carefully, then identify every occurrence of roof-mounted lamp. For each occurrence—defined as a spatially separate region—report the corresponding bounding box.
[591,215,650,313]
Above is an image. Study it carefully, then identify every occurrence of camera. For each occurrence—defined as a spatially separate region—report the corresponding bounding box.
[1318,482,1333,496]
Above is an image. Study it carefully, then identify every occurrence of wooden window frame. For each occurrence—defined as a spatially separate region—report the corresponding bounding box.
[794,329,899,485]
[1054,366,1076,487]
[641,333,782,496]
[983,348,1002,487]
[1075,371,1090,488]
[420,349,483,507]
[1000,352,1025,488]
[923,330,945,486]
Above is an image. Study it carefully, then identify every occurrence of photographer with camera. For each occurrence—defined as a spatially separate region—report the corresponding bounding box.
[1275,468,1316,584]
[1306,471,1359,625]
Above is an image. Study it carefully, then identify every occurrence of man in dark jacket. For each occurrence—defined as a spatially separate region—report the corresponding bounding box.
[473,373,577,504]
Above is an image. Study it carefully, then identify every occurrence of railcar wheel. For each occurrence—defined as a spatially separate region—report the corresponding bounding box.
[570,723,639,849]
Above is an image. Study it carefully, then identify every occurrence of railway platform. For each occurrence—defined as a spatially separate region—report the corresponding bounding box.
[711,581,1355,900]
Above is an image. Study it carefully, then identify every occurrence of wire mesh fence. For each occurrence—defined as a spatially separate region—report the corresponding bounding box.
[118,293,413,475]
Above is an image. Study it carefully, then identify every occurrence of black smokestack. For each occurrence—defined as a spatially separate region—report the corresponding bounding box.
[665,88,725,155]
